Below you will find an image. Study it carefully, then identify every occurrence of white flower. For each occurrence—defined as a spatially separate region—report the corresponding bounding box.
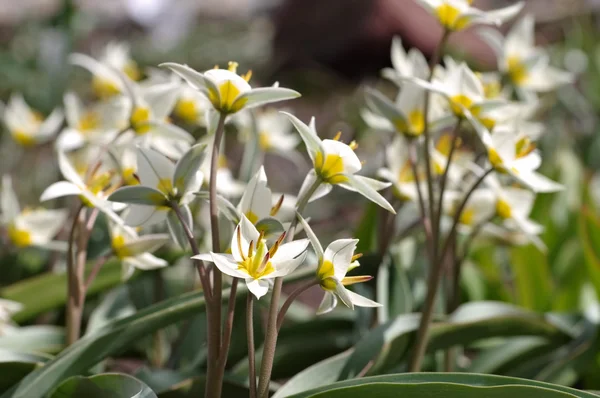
[480,15,573,95]
[482,126,563,193]
[122,78,195,159]
[108,222,169,279]
[443,188,496,232]
[160,61,300,114]
[1,176,68,250]
[286,114,395,213]
[108,145,206,247]
[0,298,22,335]
[172,84,211,125]
[70,41,140,99]
[238,166,286,225]
[234,108,300,153]
[56,92,126,151]
[377,136,423,202]
[199,137,246,198]
[416,0,523,31]
[3,94,63,147]
[381,36,429,82]
[40,149,125,225]
[195,215,309,299]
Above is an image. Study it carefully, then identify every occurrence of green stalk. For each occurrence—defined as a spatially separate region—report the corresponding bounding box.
[257,177,322,398]
[247,294,257,398]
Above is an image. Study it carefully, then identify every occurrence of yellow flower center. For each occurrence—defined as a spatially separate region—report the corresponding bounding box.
[208,81,247,114]
[314,153,348,184]
[394,110,425,137]
[317,260,337,291]
[174,99,198,123]
[258,132,271,150]
[460,208,475,226]
[450,95,473,117]
[435,3,470,31]
[122,167,139,185]
[112,235,131,258]
[516,136,535,158]
[483,80,501,99]
[131,107,152,135]
[496,199,512,219]
[78,111,100,132]
[245,211,259,225]
[488,148,506,172]
[92,76,121,99]
[124,62,141,81]
[8,224,32,247]
[12,131,36,146]
[156,178,174,196]
[237,239,275,279]
[507,56,529,86]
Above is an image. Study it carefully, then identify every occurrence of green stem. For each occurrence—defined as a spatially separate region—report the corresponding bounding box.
[66,204,84,346]
[436,119,462,230]
[276,279,319,331]
[408,142,432,255]
[409,167,493,372]
[247,294,257,398]
[257,176,322,398]
[207,112,227,398]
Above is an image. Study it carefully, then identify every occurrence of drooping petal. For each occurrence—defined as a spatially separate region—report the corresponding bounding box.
[346,290,382,308]
[296,212,324,262]
[57,151,86,187]
[125,253,168,271]
[333,280,354,310]
[283,112,321,163]
[136,147,176,191]
[159,62,207,90]
[235,87,300,110]
[173,143,208,194]
[38,108,64,139]
[211,252,248,278]
[298,170,329,203]
[246,278,270,299]
[316,292,338,315]
[344,174,396,213]
[121,234,170,256]
[19,209,68,245]
[270,239,309,266]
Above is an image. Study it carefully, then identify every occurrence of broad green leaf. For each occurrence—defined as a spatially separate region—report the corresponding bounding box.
[272,351,352,398]
[2,268,314,398]
[49,373,157,398]
[0,326,64,354]
[1,260,128,323]
[306,382,580,398]
[286,373,600,398]
[0,350,50,394]
[468,337,553,374]
[156,376,249,397]
[580,207,600,300]
[510,245,552,311]
[354,201,378,254]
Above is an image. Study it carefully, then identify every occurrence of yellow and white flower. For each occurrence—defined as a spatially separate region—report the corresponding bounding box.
[70,41,140,99]
[108,222,169,280]
[2,176,68,250]
[234,108,300,153]
[40,149,125,225]
[173,84,211,125]
[160,62,300,115]
[108,144,206,247]
[3,94,63,147]
[0,298,22,335]
[480,15,573,96]
[381,36,429,82]
[195,215,309,299]
[416,0,523,32]
[238,166,286,225]
[377,136,423,202]
[286,114,395,213]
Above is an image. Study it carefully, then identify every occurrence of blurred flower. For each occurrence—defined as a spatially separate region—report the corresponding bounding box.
[3,94,63,147]
[1,176,67,250]
[40,149,125,225]
[480,15,574,96]
[108,222,169,279]
[377,136,423,201]
[195,215,308,299]
[381,36,429,82]
[0,298,22,335]
[173,84,211,125]
[234,108,299,153]
[70,41,140,100]
[160,61,300,114]
[416,0,523,31]
[108,145,206,247]
[286,113,395,213]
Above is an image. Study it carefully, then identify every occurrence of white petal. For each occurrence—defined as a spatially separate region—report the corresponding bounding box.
[124,204,168,227]
[136,147,176,190]
[237,87,300,110]
[211,252,247,278]
[19,209,68,245]
[270,250,307,278]
[231,215,261,262]
[238,166,272,221]
[298,170,329,203]
[283,112,321,163]
[346,290,382,308]
[125,253,168,271]
[246,278,270,299]
[40,181,82,202]
[324,239,358,280]
[344,174,396,213]
[38,108,64,139]
[316,292,338,315]
[320,139,362,175]
[1,175,20,222]
[122,234,170,256]
[296,213,324,261]
[57,151,85,187]
[159,62,206,90]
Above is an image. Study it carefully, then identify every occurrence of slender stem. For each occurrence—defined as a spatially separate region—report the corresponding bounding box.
[83,253,111,290]
[257,177,322,398]
[247,294,257,398]
[436,119,462,230]
[424,29,451,264]
[206,112,227,398]
[66,204,84,346]
[170,202,211,300]
[218,278,239,369]
[409,167,493,372]
[409,142,433,251]
[276,279,319,331]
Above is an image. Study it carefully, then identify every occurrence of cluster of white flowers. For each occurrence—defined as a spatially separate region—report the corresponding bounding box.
[366,5,570,251]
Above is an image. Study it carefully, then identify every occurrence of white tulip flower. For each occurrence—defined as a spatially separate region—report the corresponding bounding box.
[160,61,300,115]
[1,176,68,250]
[234,108,300,153]
[195,215,309,299]
[108,222,169,279]
[285,114,395,213]
[480,15,573,96]
[416,0,523,32]
[3,94,63,147]
[377,136,424,202]
[238,166,286,225]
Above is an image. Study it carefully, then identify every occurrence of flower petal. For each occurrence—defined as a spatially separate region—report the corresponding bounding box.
[346,290,382,308]
[125,204,168,227]
[238,166,272,221]
[344,174,396,213]
[316,292,338,315]
[174,143,208,194]
[159,62,207,90]
[246,278,270,299]
[235,87,301,110]
[211,252,247,278]
[40,181,82,202]
[296,212,324,262]
[324,239,359,281]
[1,175,20,222]
[122,234,170,256]
[136,147,176,190]
[282,112,321,163]
[108,186,167,206]
[231,215,261,262]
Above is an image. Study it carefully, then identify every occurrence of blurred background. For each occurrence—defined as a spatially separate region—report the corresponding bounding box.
[3,0,600,318]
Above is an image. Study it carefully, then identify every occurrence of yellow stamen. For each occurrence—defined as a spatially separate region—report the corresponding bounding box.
[351,253,363,262]
[333,131,342,141]
[78,111,100,132]
[349,140,358,150]
[174,99,198,123]
[341,275,373,286]
[241,70,252,82]
[496,199,512,219]
[507,56,529,86]
[112,235,131,258]
[228,61,239,73]
[247,240,255,259]
[8,224,32,247]
[270,195,285,216]
[258,132,271,150]
[237,227,246,261]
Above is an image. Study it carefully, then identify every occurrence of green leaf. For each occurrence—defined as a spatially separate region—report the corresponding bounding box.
[0,350,50,394]
[354,201,379,254]
[580,206,600,300]
[0,260,128,323]
[0,326,65,354]
[156,376,249,397]
[3,268,314,398]
[49,373,157,398]
[305,383,581,398]
[194,191,240,224]
[272,351,352,398]
[107,186,166,206]
[509,245,552,311]
[468,337,554,374]
[286,373,600,398]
